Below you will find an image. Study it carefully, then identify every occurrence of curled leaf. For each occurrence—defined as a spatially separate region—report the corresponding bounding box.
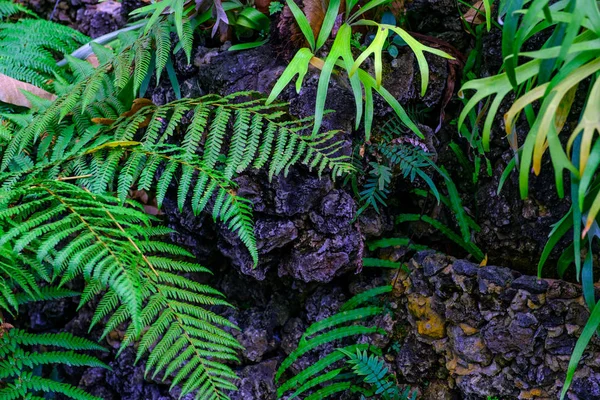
[0,73,56,108]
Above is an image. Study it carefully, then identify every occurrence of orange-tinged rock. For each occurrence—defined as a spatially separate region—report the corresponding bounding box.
[458,323,479,335]
[407,294,446,339]
[519,388,546,399]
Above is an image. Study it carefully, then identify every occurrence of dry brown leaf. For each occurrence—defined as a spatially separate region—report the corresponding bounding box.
[479,254,488,266]
[0,73,56,108]
[462,1,487,25]
[91,98,155,126]
[144,205,163,215]
[123,98,155,117]
[130,189,150,204]
[86,54,100,68]
[303,0,325,40]
[90,117,116,125]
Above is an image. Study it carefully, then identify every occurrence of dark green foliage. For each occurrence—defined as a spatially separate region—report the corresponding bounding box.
[0,179,242,397]
[0,7,351,396]
[351,119,441,216]
[2,93,352,266]
[0,325,109,400]
[339,348,415,400]
[276,286,395,399]
[0,1,89,90]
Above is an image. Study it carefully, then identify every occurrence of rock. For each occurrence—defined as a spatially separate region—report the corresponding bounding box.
[478,266,516,294]
[407,293,446,339]
[229,359,279,400]
[104,347,172,400]
[422,252,450,277]
[396,334,438,382]
[398,252,600,399]
[280,317,306,355]
[256,219,298,253]
[76,0,125,38]
[304,285,346,323]
[422,379,457,400]
[270,172,335,217]
[452,259,479,276]
[482,317,536,355]
[278,191,362,283]
[448,325,493,365]
[228,296,290,363]
[309,190,355,235]
[511,275,549,294]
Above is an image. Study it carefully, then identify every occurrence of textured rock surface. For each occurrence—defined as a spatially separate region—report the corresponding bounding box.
[396,252,600,399]
[21,0,128,37]
[156,43,377,284]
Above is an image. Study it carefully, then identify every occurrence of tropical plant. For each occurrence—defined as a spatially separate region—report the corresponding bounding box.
[0,178,244,398]
[0,0,354,395]
[275,285,416,399]
[266,0,454,140]
[356,142,441,216]
[339,348,416,400]
[457,0,600,396]
[131,0,271,50]
[0,85,352,396]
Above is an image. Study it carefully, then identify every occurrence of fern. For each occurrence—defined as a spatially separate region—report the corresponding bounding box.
[0,1,36,18]
[3,93,352,266]
[0,248,78,316]
[0,179,243,398]
[0,323,109,400]
[358,162,392,215]
[276,286,391,398]
[354,137,441,216]
[0,3,89,90]
[339,348,415,400]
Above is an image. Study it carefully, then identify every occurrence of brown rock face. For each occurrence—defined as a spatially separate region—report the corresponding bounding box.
[396,251,600,399]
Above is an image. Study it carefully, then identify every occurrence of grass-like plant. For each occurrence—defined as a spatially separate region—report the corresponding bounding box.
[267,0,453,140]
[458,0,600,396]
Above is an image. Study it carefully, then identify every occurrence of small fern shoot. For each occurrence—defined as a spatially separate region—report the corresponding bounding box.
[339,348,415,400]
[276,286,392,398]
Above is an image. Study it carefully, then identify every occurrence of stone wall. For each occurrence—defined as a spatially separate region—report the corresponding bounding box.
[397,252,600,399]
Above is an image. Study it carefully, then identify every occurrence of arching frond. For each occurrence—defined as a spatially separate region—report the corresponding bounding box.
[0,324,108,400]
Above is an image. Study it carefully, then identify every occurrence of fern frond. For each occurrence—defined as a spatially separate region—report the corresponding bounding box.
[276,286,393,399]
[339,348,405,400]
[0,12,89,90]
[0,326,108,400]
[0,1,37,18]
[301,306,383,340]
[276,343,370,397]
[0,179,243,398]
[340,285,392,312]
